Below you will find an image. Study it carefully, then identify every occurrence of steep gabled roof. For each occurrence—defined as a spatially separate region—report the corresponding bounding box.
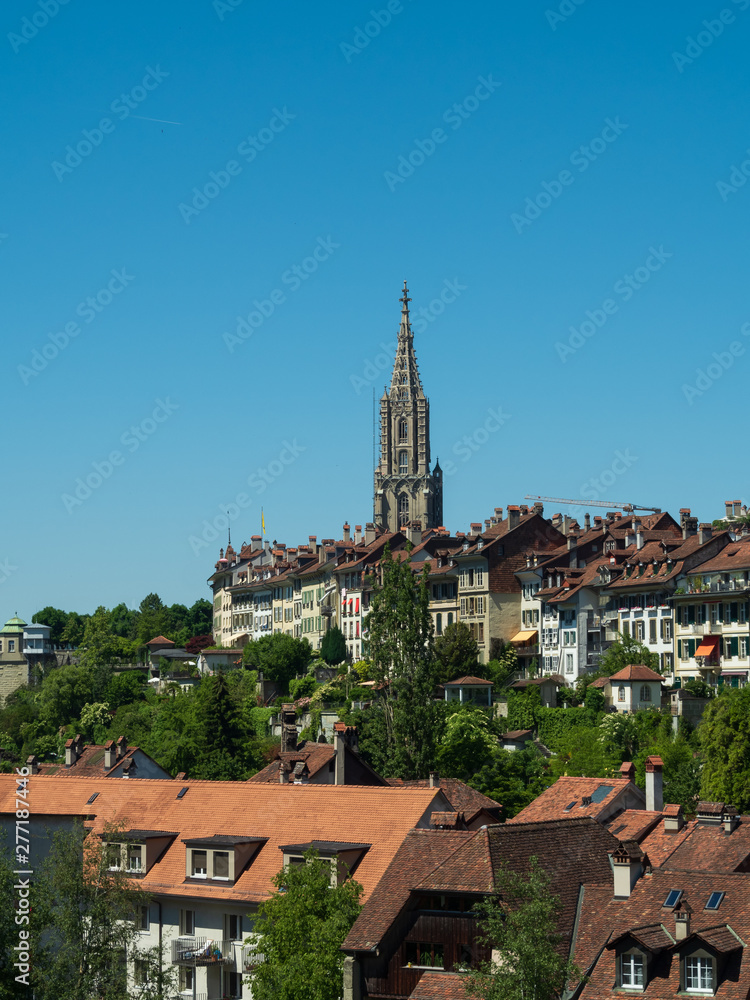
[609,664,663,683]
[508,775,644,824]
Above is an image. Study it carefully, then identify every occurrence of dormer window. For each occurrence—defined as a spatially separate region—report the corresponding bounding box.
[183,835,267,883]
[191,850,207,877]
[685,953,714,993]
[620,950,645,989]
[127,845,143,872]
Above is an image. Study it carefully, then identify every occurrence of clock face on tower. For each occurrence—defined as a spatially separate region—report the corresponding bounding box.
[374,283,443,534]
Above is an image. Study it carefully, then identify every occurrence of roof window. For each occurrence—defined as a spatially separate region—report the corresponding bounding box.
[663,889,682,908]
[704,891,724,911]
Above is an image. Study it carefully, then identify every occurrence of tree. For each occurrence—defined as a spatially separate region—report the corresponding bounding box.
[77,606,135,670]
[135,593,168,646]
[593,633,660,679]
[366,546,439,778]
[32,606,68,645]
[184,634,214,655]
[699,686,750,811]
[242,634,312,693]
[468,857,581,1000]
[434,621,479,683]
[60,611,86,648]
[436,707,496,779]
[39,664,94,731]
[18,822,176,1000]
[249,849,363,1000]
[320,625,347,665]
[469,747,548,820]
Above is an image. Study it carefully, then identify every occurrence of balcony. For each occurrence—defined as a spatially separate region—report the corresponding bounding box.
[171,938,235,967]
[241,944,266,973]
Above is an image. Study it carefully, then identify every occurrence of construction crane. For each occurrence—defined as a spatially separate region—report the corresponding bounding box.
[524,495,661,514]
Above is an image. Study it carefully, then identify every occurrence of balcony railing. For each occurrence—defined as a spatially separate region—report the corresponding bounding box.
[241,944,267,973]
[171,938,235,967]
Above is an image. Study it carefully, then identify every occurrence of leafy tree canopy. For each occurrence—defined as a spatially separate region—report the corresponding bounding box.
[242,634,312,692]
[434,621,480,684]
[699,686,750,811]
[320,625,347,665]
[250,849,363,1000]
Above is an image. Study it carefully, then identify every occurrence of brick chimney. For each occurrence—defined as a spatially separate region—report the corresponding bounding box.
[104,740,116,769]
[611,842,646,898]
[620,761,635,782]
[683,515,698,539]
[663,804,684,832]
[584,512,591,530]
[674,898,692,941]
[645,755,664,812]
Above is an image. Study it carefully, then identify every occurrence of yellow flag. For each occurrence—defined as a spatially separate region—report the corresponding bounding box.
[262,509,265,536]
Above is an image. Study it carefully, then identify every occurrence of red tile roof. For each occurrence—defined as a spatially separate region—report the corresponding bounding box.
[443,675,493,686]
[407,972,471,998]
[508,775,644,824]
[604,809,663,843]
[385,778,500,824]
[608,664,664,682]
[0,776,443,905]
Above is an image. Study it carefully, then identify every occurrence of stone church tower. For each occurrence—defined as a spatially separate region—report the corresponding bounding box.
[374,282,443,533]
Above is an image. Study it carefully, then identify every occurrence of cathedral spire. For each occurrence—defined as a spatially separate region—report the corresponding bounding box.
[399,280,411,337]
[389,279,423,399]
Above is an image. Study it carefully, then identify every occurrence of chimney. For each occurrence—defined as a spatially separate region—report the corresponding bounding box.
[408,521,422,547]
[561,514,571,535]
[698,523,713,544]
[64,739,76,767]
[365,522,376,545]
[663,804,685,833]
[104,740,116,769]
[723,804,740,835]
[470,523,482,535]
[354,525,362,545]
[26,755,39,775]
[594,515,603,527]
[734,500,743,517]
[645,755,663,812]
[567,532,578,569]
[429,771,440,789]
[333,722,356,785]
[343,523,351,543]
[725,500,735,520]
[251,535,262,551]
[673,898,692,941]
[611,842,646,898]
[116,736,127,761]
[279,763,288,784]
[280,704,298,754]
[584,513,591,530]
[620,761,635,782]
[508,506,520,530]
[631,519,644,550]
[683,516,698,539]
[532,502,544,516]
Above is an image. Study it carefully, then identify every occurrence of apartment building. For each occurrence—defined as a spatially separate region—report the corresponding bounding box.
[0,775,452,1000]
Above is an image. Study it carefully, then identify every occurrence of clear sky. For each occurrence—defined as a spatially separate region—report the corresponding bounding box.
[4,0,750,617]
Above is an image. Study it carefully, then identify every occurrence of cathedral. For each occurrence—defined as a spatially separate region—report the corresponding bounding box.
[373,283,443,533]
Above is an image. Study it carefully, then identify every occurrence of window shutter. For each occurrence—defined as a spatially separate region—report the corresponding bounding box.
[731,602,739,621]
[731,636,739,657]
[688,605,696,625]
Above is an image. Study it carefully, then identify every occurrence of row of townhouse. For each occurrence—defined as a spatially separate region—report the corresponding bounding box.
[514,505,750,688]
[206,505,567,666]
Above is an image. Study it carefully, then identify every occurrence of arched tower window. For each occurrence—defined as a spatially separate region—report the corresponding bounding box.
[399,451,408,474]
[399,494,409,526]
[398,420,408,441]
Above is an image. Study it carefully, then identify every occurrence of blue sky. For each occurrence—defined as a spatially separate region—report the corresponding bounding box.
[3,0,750,617]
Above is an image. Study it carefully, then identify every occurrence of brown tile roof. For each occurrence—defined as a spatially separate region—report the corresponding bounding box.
[688,536,750,573]
[248,742,336,783]
[604,809,663,843]
[343,829,474,951]
[660,817,750,872]
[443,675,493,686]
[636,816,694,868]
[608,664,663,682]
[385,778,501,824]
[0,776,443,905]
[146,635,174,645]
[36,744,160,778]
[574,868,750,998]
[508,775,642,824]
[407,971,472,998]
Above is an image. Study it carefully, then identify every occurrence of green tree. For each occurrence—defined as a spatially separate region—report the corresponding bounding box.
[250,849,363,1000]
[320,625,347,665]
[109,603,138,641]
[32,606,68,645]
[366,546,439,778]
[39,664,94,731]
[468,858,581,1000]
[77,606,135,670]
[434,621,479,683]
[699,686,750,810]
[135,593,168,646]
[469,747,548,820]
[437,707,496,779]
[60,611,86,647]
[242,634,312,693]
[593,633,659,679]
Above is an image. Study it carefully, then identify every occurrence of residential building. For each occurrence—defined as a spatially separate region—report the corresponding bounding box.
[30,733,172,779]
[508,765,648,824]
[0,775,453,1000]
[373,283,443,533]
[0,614,31,704]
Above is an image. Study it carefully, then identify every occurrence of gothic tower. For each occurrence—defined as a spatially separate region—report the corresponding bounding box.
[374,282,443,534]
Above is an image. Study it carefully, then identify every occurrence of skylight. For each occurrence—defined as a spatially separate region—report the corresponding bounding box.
[705,891,725,911]
[590,784,615,804]
[563,800,577,812]
[176,786,189,799]
[663,889,682,908]
[86,792,99,805]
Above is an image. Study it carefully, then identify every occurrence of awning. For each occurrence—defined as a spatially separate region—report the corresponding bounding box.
[695,643,716,657]
[695,636,721,657]
[721,671,748,677]
[511,630,537,644]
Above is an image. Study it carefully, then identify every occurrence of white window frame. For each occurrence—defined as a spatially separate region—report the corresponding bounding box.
[620,950,645,989]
